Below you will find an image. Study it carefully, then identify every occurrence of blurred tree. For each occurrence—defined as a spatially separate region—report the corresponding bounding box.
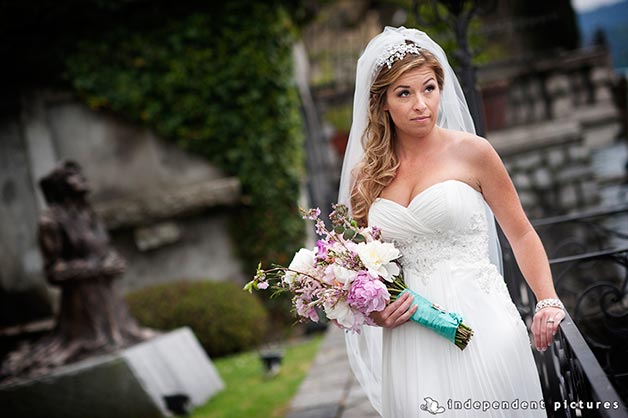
[377,0,495,66]
[0,0,322,114]
[511,0,579,53]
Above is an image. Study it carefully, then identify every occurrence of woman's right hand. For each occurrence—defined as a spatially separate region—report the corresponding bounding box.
[370,291,418,328]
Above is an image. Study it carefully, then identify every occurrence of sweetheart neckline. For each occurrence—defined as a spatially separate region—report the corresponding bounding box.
[374,179,480,209]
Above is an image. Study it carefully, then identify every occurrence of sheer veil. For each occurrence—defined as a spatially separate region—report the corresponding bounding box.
[337,26,503,415]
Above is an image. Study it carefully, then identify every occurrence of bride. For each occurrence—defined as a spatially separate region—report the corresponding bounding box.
[339,27,565,417]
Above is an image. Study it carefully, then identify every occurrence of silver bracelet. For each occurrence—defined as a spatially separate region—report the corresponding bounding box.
[534,298,564,313]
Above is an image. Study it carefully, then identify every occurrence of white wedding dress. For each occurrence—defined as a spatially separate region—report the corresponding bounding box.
[368,179,547,418]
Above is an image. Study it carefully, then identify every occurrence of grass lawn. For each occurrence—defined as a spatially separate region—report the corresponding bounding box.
[191,334,324,418]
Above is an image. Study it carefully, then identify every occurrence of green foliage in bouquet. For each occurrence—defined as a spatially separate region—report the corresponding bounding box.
[126,280,269,357]
[64,2,306,273]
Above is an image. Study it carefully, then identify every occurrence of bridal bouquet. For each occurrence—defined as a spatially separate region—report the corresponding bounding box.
[244,204,473,350]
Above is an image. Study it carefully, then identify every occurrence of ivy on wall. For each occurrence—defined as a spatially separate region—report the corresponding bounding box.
[65,2,306,273]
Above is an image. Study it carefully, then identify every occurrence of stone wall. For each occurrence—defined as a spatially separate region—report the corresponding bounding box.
[480,47,621,149]
[480,47,622,220]
[489,120,599,219]
[0,91,244,327]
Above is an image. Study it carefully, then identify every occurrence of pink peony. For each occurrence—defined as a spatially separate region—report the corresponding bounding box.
[347,271,390,313]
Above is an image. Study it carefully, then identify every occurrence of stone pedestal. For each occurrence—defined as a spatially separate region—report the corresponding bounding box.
[0,327,224,418]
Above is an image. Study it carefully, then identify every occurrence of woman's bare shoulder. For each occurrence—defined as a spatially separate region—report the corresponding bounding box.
[441,128,494,159]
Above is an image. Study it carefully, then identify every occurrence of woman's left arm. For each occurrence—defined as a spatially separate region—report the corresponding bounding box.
[470,137,566,352]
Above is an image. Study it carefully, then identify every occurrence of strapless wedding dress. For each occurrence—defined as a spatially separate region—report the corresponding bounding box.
[368,179,546,418]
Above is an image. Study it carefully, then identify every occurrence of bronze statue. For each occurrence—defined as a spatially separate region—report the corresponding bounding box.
[1,161,153,382]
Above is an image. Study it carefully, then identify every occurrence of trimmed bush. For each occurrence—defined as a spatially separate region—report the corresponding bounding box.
[126,280,269,358]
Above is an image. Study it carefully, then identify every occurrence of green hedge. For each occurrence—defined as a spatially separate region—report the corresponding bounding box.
[65,2,306,272]
[126,280,269,357]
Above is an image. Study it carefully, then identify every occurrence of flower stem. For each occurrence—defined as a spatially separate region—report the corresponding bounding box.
[454,323,474,351]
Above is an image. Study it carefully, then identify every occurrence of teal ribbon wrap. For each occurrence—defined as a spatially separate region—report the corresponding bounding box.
[401,288,464,344]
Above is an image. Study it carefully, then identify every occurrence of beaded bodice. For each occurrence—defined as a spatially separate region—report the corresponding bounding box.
[393,211,488,276]
[369,180,501,289]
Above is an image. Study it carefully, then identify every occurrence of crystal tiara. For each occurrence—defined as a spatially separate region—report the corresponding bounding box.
[374,42,422,72]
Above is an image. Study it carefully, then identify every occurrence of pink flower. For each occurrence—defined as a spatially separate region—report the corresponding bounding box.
[315,219,326,235]
[257,281,269,290]
[302,207,321,220]
[296,298,319,322]
[367,226,382,241]
[347,271,390,313]
[316,239,329,260]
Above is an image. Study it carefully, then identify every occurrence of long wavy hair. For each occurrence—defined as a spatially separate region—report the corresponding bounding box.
[350,45,444,226]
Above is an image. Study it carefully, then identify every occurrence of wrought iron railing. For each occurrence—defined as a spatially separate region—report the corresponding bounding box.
[531,203,628,259]
[538,309,627,418]
[501,205,628,417]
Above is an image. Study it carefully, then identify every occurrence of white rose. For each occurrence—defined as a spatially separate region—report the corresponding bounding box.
[284,248,316,285]
[356,241,401,281]
[332,264,357,288]
[324,301,356,329]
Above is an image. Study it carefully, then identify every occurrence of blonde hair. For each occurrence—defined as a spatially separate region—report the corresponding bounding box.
[350,46,444,226]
